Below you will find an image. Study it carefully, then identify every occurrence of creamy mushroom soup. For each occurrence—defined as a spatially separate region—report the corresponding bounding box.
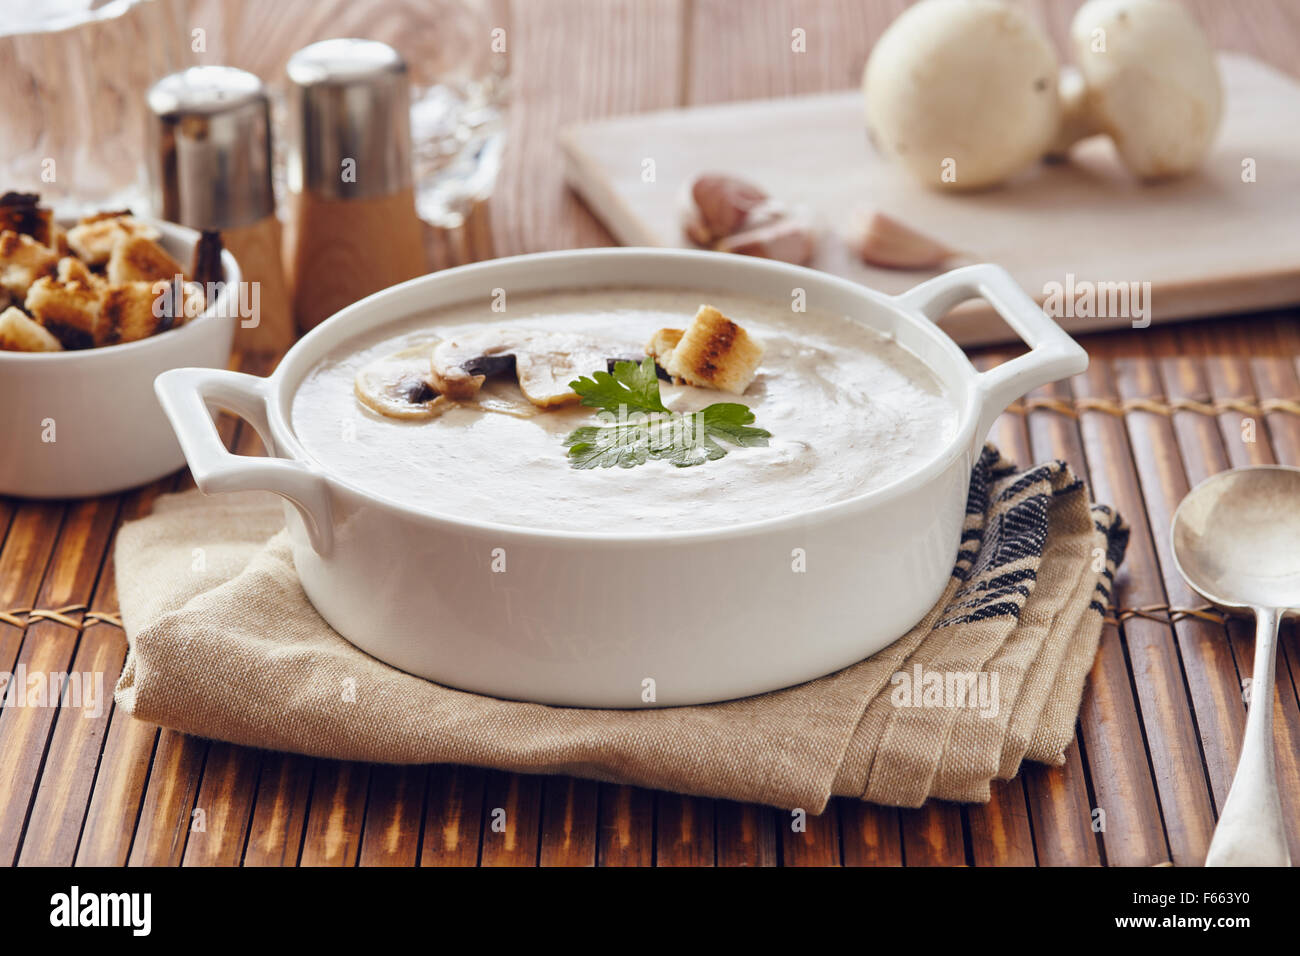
[291,288,960,532]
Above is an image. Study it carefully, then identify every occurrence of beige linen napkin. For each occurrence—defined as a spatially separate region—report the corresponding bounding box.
[115,447,1127,812]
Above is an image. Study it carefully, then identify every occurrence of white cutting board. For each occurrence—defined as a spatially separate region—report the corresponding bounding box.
[561,53,1300,345]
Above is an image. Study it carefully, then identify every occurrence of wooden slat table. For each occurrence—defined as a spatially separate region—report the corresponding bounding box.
[2,0,1298,867]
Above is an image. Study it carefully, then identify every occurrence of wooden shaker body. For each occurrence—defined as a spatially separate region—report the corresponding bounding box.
[285,186,428,333]
[219,214,295,356]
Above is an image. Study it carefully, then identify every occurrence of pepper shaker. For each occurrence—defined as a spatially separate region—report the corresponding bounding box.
[146,66,294,356]
[283,38,428,333]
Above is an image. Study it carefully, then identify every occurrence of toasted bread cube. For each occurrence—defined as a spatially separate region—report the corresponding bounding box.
[108,235,185,284]
[645,327,683,363]
[102,282,171,343]
[65,215,160,266]
[661,305,764,394]
[149,279,206,327]
[0,193,54,247]
[0,305,62,351]
[0,230,59,300]
[56,255,105,290]
[24,276,103,349]
[645,327,685,383]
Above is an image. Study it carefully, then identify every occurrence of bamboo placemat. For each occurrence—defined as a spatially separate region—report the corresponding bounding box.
[1,303,1297,867]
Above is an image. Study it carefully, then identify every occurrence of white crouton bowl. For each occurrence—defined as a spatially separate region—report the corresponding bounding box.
[0,219,240,498]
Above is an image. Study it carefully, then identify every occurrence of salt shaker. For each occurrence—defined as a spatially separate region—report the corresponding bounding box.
[283,39,428,333]
[146,66,294,355]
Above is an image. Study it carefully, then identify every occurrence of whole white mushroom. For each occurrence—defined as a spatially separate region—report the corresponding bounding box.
[863,0,1060,190]
[1055,0,1223,179]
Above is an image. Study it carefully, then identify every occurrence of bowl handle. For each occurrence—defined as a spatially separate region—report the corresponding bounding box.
[155,367,334,556]
[894,264,1088,458]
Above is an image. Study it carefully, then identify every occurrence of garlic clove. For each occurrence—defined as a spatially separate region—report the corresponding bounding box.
[689,174,770,243]
[715,218,817,266]
[850,211,953,270]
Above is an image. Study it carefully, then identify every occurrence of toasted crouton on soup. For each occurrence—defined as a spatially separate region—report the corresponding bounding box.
[645,327,684,363]
[662,305,764,395]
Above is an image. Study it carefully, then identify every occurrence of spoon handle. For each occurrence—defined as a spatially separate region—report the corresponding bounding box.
[1205,606,1291,867]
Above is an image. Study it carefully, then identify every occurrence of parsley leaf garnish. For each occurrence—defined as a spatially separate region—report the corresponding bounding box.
[565,357,770,469]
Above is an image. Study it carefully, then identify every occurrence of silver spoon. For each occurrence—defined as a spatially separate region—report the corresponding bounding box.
[1171,465,1300,867]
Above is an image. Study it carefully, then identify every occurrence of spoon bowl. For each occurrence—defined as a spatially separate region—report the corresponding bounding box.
[1171,465,1300,867]
[1172,465,1300,612]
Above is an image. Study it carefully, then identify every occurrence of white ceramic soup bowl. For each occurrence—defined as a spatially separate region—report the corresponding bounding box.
[0,220,240,498]
[156,249,1085,707]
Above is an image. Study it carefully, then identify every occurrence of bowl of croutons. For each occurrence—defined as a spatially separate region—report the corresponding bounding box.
[0,192,241,498]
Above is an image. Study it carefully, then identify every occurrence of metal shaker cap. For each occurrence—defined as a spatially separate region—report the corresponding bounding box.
[146,66,275,231]
[286,38,413,201]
